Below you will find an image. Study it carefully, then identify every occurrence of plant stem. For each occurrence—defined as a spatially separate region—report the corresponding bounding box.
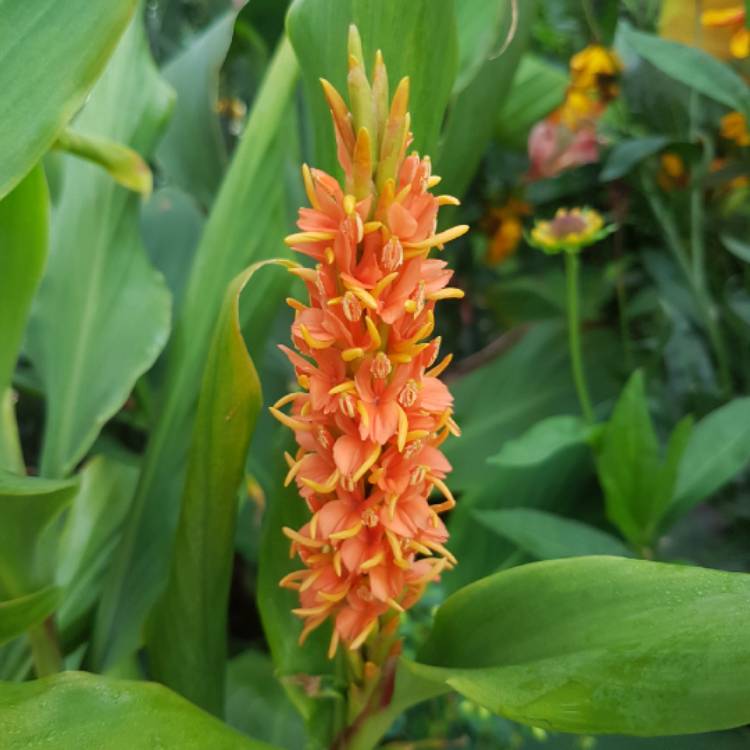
[564,252,594,423]
[29,617,62,677]
[581,0,603,42]
[642,177,731,395]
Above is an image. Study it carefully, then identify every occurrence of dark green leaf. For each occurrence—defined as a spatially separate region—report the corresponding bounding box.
[148,262,280,715]
[91,38,298,672]
[488,415,592,468]
[671,398,750,520]
[0,0,137,197]
[286,0,458,173]
[158,12,236,208]
[28,15,174,478]
[474,507,632,559]
[620,25,750,115]
[438,0,537,198]
[416,557,750,735]
[600,136,670,182]
[722,234,750,264]
[226,650,306,749]
[495,55,568,150]
[0,671,277,749]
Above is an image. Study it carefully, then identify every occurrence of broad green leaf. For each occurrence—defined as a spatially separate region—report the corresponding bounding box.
[0,165,49,471]
[495,55,568,149]
[596,371,690,547]
[56,455,138,632]
[226,650,306,749]
[0,671,276,749]
[286,0,458,173]
[416,557,750,735]
[0,0,137,198]
[158,12,236,208]
[0,471,78,597]
[438,0,537,198]
[148,262,281,715]
[671,398,750,521]
[91,38,298,672]
[620,25,750,116]
[475,508,632,559]
[28,15,174,479]
[600,136,670,182]
[488,415,592,468]
[0,587,61,648]
[141,187,205,316]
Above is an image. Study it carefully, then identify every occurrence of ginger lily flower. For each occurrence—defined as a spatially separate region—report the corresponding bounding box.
[529,207,614,255]
[273,26,465,656]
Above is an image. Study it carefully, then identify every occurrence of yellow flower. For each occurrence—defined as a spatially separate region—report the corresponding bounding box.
[569,44,622,101]
[702,6,750,58]
[660,0,745,60]
[657,153,689,191]
[529,208,613,254]
[557,88,603,129]
[484,199,530,265]
[720,111,750,146]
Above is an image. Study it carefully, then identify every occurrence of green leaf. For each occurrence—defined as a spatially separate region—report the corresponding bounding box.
[55,455,138,632]
[671,398,750,521]
[0,587,61,648]
[286,0,458,173]
[0,0,137,198]
[158,11,236,208]
[600,136,670,182]
[721,234,750,264]
[0,164,49,472]
[91,38,298,672]
[226,650,306,749]
[620,24,750,116]
[445,323,618,493]
[0,671,277,749]
[27,15,174,479]
[416,557,750,735]
[596,371,691,547]
[0,471,78,597]
[148,262,283,715]
[438,0,537,197]
[474,508,632,559]
[256,453,341,738]
[488,415,592,468]
[495,54,568,150]
[0,165,49,394]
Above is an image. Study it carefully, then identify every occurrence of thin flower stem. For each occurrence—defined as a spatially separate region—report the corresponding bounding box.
[565,252,594,423]
[29,617,62,677]
[581,0,603,43]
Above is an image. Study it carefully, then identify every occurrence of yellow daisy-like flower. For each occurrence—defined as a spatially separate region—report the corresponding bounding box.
[701,5,750,59]
[657,152,689,191]
[569,44,622,102]
[484,198,531,265]
[720,111,750,147]
[529,208,613,254]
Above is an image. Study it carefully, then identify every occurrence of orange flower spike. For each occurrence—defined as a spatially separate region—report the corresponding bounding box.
[275,24,463,656]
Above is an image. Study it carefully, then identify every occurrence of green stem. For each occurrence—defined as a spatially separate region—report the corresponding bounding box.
[564,252,594,423]
[581,0,603,42]
[28,617,62,677]
[642,177,731,395]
